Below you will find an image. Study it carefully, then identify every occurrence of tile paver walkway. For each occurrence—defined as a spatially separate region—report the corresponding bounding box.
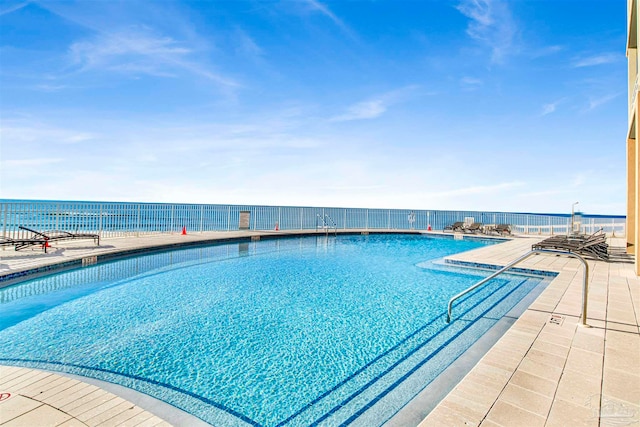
[0,366,168,427]
[420,236,640,427]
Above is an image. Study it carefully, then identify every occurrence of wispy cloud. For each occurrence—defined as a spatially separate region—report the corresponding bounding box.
[572,172,589,187]
[0,1,30,16]
[0,122,99,145]
[32,84,70,92]
[530,45,563,59]
[331,100,386,122]
[460,76,483,90]
[330,86,421,122]
[541,98,566,116]
[586,93,620,111]
[456,0,517,64]
[304,0,356,39]
[2,158,64,167]
[429,181,525,197]
[234,28,264,58]
[573,52,622,68]
[68,27,239,87]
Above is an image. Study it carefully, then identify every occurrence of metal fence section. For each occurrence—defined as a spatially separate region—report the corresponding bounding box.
[0,200,626,239]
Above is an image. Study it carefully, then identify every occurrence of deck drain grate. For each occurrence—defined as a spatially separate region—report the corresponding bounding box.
[549,314,565,325]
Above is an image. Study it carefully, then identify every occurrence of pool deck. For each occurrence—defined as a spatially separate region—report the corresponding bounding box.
[1,231,639,426]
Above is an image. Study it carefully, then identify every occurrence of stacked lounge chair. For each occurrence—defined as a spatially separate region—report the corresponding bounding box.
[463,222,483,233]
[532,230,608,261]
[485,224,511,236]
[443,222,465,232]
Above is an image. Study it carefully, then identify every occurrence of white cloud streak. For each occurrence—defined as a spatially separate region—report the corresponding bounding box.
[530,45,563,59]
[573,53,622,68]
[234,28,264,58]
[3,158,64,167]
[0,123,98,145]
[67,27,239,87]
[0,1,30,16]
[331,100,386,122]
[456,0,517,64]
[304,0,356,39]
[460,76,483,90]
[330,86,422,122]
[541,98,565,116]
[428,181,525,198]
[586,93,620,111]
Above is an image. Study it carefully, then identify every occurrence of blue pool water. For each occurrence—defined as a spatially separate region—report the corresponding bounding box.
[0,234,545,426]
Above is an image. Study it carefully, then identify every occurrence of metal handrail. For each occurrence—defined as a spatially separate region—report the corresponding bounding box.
[316,214,337,235]
[446,249,590,326]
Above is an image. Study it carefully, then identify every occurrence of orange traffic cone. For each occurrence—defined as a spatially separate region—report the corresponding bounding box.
[181,226,187,235]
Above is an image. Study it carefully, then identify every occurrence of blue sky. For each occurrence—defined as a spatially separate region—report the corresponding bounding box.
[0,0,627,214]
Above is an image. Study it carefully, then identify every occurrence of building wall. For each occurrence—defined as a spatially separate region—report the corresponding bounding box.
[627,0,639,274]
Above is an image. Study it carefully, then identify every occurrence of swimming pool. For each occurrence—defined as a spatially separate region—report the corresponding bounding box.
[0,234,548,426]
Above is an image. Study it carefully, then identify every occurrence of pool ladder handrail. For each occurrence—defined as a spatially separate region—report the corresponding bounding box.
[446,249,589,325]
[316,214,338,235]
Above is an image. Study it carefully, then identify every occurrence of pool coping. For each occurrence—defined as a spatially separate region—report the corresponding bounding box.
[0,230,510,287]
[0,230,425,286]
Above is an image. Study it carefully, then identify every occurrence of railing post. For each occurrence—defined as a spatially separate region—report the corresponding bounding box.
[2,203,6,238]
[99,204,103,237]
[171,205,175,233]
[344,208,347,229]
[612,218,616,237]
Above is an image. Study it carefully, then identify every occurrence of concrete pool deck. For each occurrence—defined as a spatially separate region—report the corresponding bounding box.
[0,231,638,426]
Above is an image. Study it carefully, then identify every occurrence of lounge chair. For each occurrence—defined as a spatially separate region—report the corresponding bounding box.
[492,224,511,236]
[18,226,100,251]
[463,223,483,233]
[443,222,465,232]
[532,230,608,260]
[0,236,48,252]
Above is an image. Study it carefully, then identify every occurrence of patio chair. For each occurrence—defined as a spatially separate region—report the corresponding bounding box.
[1,236,48,252]
[443,222,465,232]
[493,224,511,236]
[532,230,608,261]
[463,223,483,233]
[18,226,100,247]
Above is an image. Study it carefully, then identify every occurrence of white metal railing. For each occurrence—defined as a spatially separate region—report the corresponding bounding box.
[0,200,626,240]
